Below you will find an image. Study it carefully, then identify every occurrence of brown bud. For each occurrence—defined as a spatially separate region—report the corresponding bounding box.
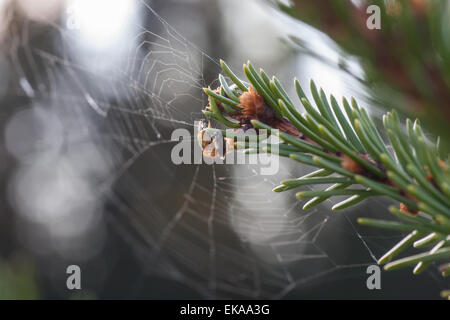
[341,154,365,174]
[400,203,419,216]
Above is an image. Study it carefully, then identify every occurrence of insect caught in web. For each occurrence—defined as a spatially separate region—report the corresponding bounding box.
[197,119,234,160]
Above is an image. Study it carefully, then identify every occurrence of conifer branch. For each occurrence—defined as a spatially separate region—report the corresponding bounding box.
[200,60,450,290]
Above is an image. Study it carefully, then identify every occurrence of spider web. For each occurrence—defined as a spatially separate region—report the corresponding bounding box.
[3,0,448,299]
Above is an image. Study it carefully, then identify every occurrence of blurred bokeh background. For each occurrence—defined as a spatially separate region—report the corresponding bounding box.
[0,0,448,299]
